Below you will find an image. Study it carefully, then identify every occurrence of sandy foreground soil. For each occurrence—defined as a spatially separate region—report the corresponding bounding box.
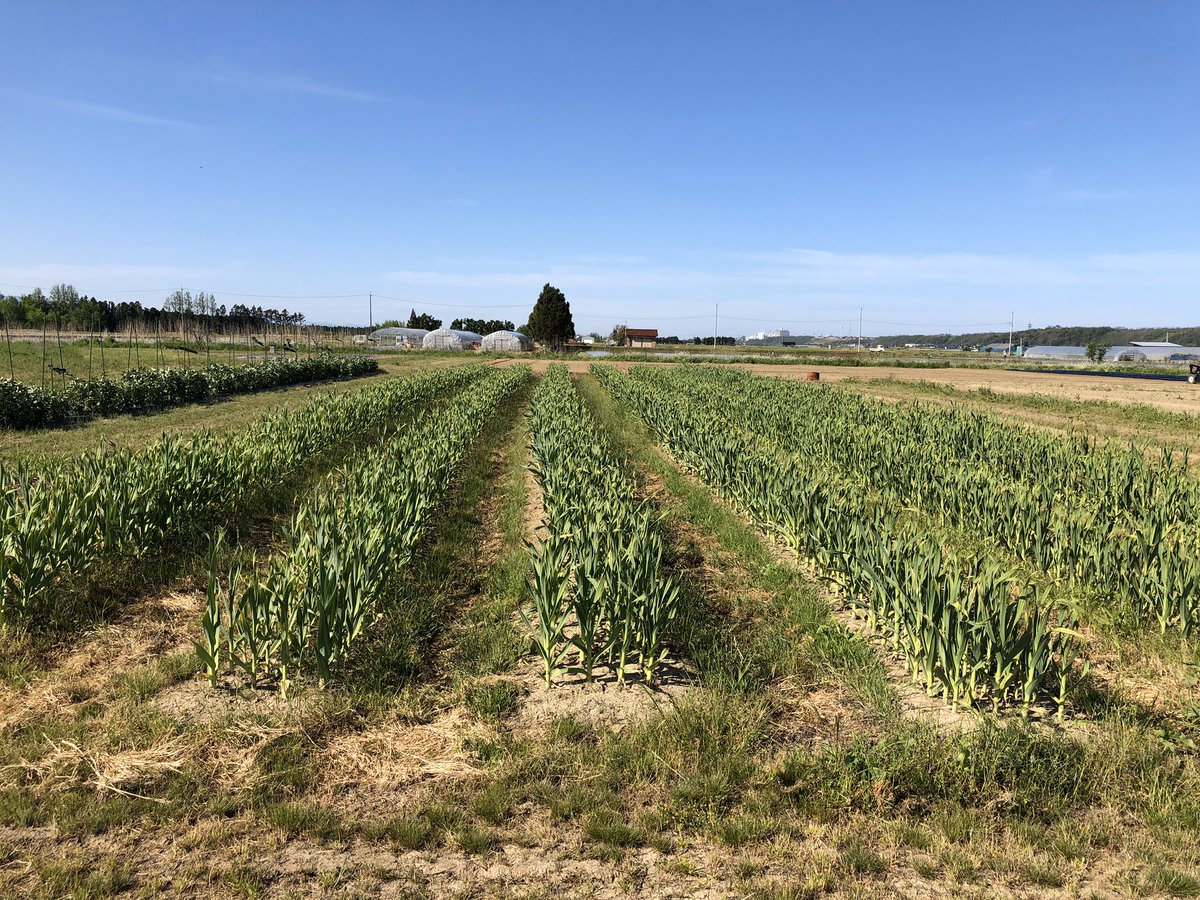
[494,358,1200,415]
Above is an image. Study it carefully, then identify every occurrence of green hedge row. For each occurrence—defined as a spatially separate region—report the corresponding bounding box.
[0,355,380,430]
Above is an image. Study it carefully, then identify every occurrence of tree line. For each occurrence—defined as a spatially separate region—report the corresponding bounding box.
[0,285,306,333]
[374,312,517,334]
[881,325,1200,350]
[9,281,587,350]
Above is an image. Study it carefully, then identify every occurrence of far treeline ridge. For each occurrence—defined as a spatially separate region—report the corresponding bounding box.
[1,285,307,332]
[878,325,1200,349]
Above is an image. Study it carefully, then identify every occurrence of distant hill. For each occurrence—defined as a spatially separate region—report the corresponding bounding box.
[875,326,1200,349]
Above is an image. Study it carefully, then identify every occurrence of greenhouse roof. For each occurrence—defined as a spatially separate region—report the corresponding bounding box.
[370,327,429,340]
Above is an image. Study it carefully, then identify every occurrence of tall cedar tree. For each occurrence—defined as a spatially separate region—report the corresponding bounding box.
[407,309,442,330]
[526,284,575,350]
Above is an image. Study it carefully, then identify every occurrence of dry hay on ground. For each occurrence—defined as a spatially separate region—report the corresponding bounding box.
[0,588,202,730]
[4,735,187,799]
[513,648,696,737]
[321,708,484,792]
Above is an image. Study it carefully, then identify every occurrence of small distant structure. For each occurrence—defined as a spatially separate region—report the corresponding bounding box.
[1023,344,1200,363]
[625,328,658,349]
[369,327,429,348]
[352,334,368,345]
[481,330,534,352]
[745,328,801,347]
[980,342,1020,356]
[1112,348,1146,362]
[1022,345,1086,360]
[423,328,483,351]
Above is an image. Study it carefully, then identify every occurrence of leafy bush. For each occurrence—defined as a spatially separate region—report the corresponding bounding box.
[0,355,379,430]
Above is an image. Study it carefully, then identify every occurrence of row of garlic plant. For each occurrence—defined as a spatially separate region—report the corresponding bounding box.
[0,365,487,621]
[524,365,679,686]
[594,364,1083,714]
[197,365,530,693]
[644,365,1199,635]
[0,354,379,430]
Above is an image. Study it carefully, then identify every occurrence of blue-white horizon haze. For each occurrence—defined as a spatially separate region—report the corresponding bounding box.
[2,2,1198,338]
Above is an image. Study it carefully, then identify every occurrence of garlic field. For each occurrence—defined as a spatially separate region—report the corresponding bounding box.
[0,361,1197,898]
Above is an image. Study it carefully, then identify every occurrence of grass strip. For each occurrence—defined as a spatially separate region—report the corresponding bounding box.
[574,372,895,717]
[343,374,535,700]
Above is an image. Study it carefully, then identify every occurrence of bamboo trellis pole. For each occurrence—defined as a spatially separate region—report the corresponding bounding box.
[56,318,65,383]
[4,317,13,381]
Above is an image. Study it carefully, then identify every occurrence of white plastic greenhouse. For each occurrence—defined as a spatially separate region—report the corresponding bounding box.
[422,328,484,351]
[369,327,429,347]
[481,330,534,352]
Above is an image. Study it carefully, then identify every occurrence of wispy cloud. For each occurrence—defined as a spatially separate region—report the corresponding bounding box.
[746,248,1071,286]
[2,89,197,128]
[1025,165,1056,185]
[746,247,1200,288]
[380,248,1200,305]
[0,262,229,289]
[569,254,650,266]
[1058,188,1143,201]
[205,66,386,103]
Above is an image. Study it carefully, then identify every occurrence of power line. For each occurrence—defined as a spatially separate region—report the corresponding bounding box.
[863,318,1012,328]
[572,312,713,322]
[370,294,528,310]
[213,291,368,300]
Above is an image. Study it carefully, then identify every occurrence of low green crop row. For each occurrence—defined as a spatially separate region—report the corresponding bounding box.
[0,364,486,622]
[197,365,530,693]
[0,354,379,430]
[524,365,678,686]
[595,364,1083,715]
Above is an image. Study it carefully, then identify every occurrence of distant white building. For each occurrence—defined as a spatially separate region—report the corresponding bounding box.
[480,330,533,352]
[745,328,800,346]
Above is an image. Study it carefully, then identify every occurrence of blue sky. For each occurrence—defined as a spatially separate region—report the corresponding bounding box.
[2,2,1197,336]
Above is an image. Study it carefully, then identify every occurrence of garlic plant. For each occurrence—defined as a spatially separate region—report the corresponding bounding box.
[596,364,1087,715]
[0,365,489,622]
[653,364,1199,635]
[199,365,529,693]
[525,365,678,686]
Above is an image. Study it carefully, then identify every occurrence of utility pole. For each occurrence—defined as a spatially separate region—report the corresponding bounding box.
[1007,311,1014,358]
[369,293,373,330]
[714,303,718,350]
[857,307,862,352]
